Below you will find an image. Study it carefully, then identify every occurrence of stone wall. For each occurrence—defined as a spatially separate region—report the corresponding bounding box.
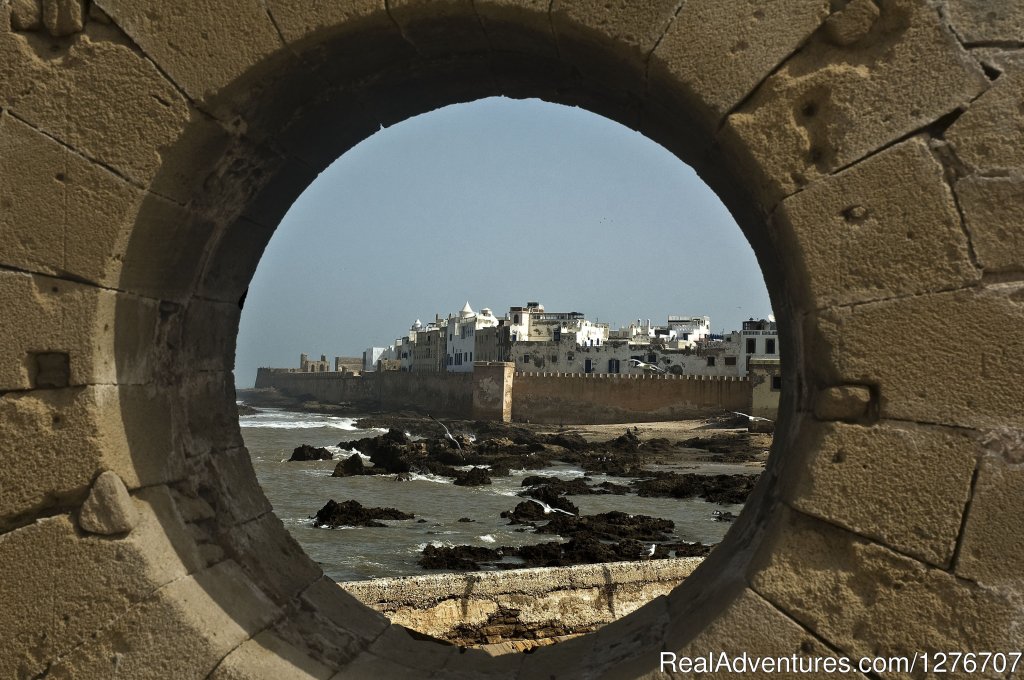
[256,367,474,417]
[341,558,703,647]
[257,366,752,424]
[512,372,751,424]
[2,0,1022,677]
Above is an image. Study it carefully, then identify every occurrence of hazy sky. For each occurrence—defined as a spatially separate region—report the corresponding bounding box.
[235,97,772,387]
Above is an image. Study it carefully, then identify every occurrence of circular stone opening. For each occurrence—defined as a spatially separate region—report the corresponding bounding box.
[234,96,779,648]
[5,0,1013,677]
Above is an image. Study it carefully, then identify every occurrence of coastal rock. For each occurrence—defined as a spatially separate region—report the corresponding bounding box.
[339,428,414,472]
[608,428,642,452]
[535,511,674,542]
[633,472,759,504]
[331,453,365,477]
[289,444,333,461]
[520,476,629,496]
[453,466,492,486]
[311,499,414,528]
[419,544,501,570]
[236,403,258,416]
[664,541,714,557]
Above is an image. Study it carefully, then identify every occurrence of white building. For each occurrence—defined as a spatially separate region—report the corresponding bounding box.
[361,347,386,372]
[446,302,499,373]
[735,317,779,377]
[506,302,609,346]
[664,315,712,347]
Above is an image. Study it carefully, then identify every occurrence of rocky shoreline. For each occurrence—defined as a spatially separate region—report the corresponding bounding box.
[239,388,771,573]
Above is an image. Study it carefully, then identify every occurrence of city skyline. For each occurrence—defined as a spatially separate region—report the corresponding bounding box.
[235,97,773,387]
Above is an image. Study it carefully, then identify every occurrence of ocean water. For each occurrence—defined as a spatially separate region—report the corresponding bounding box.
[241,407,750,582]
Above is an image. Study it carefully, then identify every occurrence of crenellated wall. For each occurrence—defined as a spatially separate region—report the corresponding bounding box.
[512,372,751,424]
[255,367,752,423]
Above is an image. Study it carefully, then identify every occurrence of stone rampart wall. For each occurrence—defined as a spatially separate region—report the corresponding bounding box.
[255,368,474,417]
[255,368,751,423]
[512,372,751,424]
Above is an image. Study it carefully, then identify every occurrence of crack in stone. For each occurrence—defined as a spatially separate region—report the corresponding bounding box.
[3,110,189,210]
[950,460,982,575]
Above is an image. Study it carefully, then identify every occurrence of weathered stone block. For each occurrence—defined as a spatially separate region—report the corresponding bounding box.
[824,0,880,46]
[784,421,977,566]
[217,512,322,606]
[388,0,490,56]
[265,0,384,44]
[0,493,201,678]
[551,0,680,94]
[809,286,1024,429]
[475,0,558,57]
[198,448,272,528]
[751,510,1023,667]
[211,631,335,680]
[94,0,283,102]
[946,0,1024,44]
[0,273,148,390]
[955,430,1024,588]
[304,579,389,645]
[0,26,192,189]
[774,138,978,309]
[10,0,42,30]
[813,385,872,422]
[182,373,245,458]
[723,0,987,203]
[182,298,241,373]
[114,197,214,301]
[42,0,85,36]
[947,61,1024,174]
[47,560,280,679]
[662,588,868,680]
[0,99,143,286]
[956,175,1024,274]
[649,0,829,124]
[0,384,179,527]
[78,469,139,534]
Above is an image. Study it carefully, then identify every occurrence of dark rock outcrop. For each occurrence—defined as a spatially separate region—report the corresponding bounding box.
[331,453,366,477]
[453,466,492,486]
[419,544,502,570]
[632,473,759,504]
[534,511,674,542]
[311,499,414,528]
[289,444,334,461]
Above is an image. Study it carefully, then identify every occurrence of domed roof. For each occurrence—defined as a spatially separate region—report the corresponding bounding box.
[460,301,474,317]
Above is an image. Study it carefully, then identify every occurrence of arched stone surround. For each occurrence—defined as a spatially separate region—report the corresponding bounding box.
[1,0,1021,677]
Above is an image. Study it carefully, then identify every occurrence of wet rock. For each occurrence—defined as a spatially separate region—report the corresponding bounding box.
[535,511,674,542]
[338,428,414,472]
[664,541,714,557]
[331,453,365,477]
[633,472,760,505]
[712,510,737,523]
[457,517,476,523]
[520,476,629,496]
[454,466,492,487]
[311,499,414,528]
[236,403,258,416]
[289,444,333,461]
[608,428,642,452]
[419,544,502,570]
